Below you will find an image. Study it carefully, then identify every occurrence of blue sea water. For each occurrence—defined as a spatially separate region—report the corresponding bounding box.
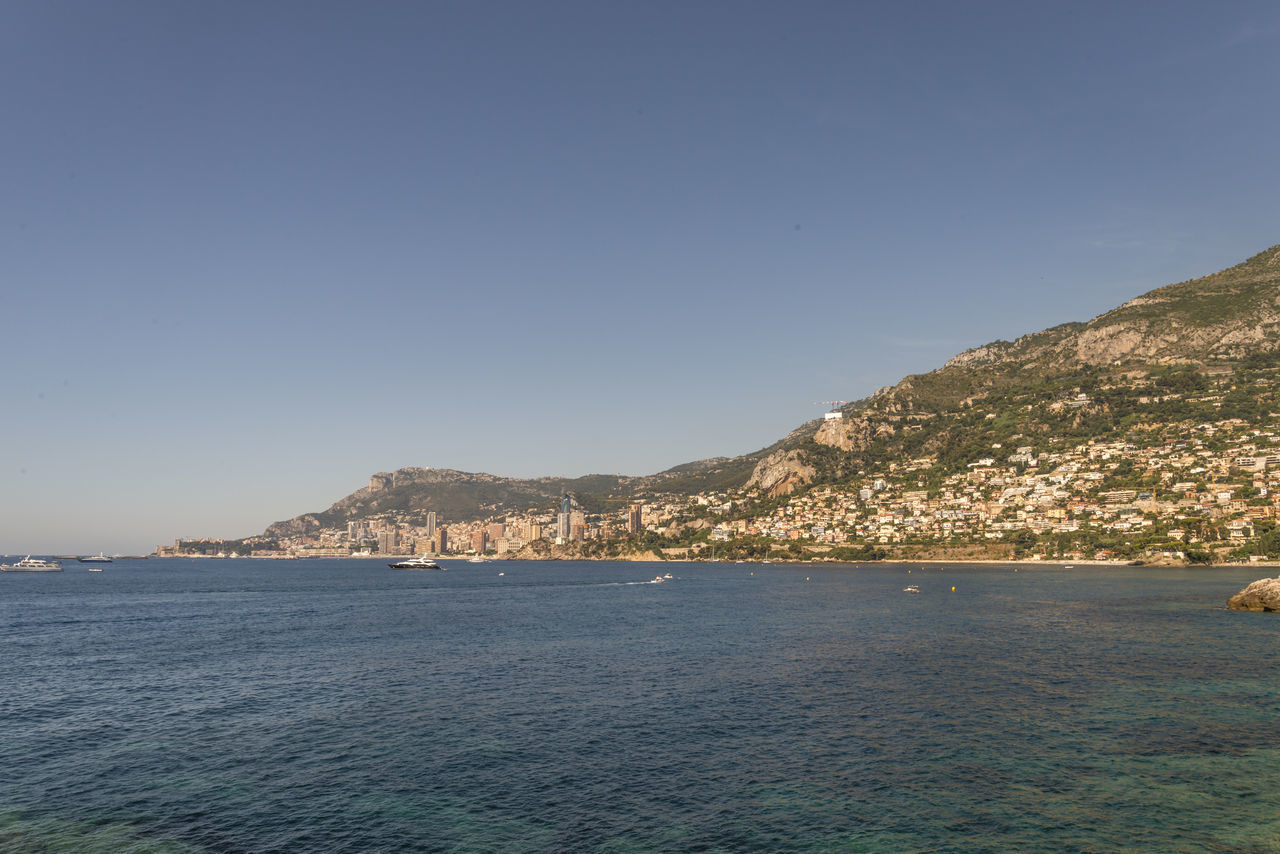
[2,558,1279,853]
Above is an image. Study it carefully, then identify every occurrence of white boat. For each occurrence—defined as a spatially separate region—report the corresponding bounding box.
[87,567,104,572]
[468,556,486,563]
[652,575,665,583]
[388,556,442,570]
[903,584,920,594]
[663,573,672,579]
[1,556,63,572]
[78,552,113,563]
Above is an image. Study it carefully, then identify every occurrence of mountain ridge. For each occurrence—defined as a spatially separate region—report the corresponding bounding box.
[247,242,1280,548]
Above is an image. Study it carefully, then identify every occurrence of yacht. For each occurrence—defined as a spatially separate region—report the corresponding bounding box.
[1,556,63,572]
[78,552,113,563]
[903,584,921,594]
[388,556,442,570]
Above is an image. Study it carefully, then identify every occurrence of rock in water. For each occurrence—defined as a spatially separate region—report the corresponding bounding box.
[1227,577,1280,611]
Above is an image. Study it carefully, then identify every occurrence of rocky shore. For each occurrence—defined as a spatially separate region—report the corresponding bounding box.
[1227,577,1280,612]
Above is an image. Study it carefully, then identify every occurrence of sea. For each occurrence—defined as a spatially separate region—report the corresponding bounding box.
[2,558,1279,853]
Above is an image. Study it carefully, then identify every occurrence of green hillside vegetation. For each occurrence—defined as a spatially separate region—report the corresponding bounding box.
[1100,245,1280,327]
[641,453,767,495]
[790,356,1279,490]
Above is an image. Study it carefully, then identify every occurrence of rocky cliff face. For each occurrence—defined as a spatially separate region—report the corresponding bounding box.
[265,514,324,536]
[838,243,1280,423]
[943,339,1019,370]
[262,467,523,537]
[745,449,816,497]
[813,417,870,451]
[1014,245,1280,369]
[322,468,487,518]
[937,247,1280,379]
[813,415,897,451]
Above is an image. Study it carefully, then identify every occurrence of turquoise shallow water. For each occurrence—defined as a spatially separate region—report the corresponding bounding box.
[1,559,1279,852]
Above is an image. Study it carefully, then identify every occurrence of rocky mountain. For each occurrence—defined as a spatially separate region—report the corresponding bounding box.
[950,243,1280,369]
[257,242,1280,542]
[262,455,767,538]
[744,243,1280,495]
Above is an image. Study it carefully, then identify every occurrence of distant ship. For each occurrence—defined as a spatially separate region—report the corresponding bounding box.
[388,556,442,570]
[1,556,63,572]
[78,552,113,563]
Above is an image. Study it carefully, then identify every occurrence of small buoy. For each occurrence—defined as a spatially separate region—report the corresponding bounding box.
[805,577,810,581]
[951,586,956,591]
[750,571,754,576]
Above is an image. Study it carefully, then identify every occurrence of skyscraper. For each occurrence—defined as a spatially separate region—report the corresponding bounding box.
[377,528,399,554]
[557,493,572,541]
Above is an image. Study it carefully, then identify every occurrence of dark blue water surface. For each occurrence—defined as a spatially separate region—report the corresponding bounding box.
[3,559,1279,852]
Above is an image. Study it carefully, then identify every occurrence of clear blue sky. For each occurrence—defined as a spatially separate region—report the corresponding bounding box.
[4,0,1279,553]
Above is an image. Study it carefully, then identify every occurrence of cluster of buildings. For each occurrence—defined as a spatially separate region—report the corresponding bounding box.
[159,407,1280,563]
[709,417,1280,561]
[159,497,651,559]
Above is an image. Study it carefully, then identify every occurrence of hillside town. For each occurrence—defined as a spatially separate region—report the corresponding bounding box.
[723,415,1280,564]
[160,410,1280,565]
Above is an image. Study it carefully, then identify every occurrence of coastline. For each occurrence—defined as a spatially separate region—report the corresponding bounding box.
[145,552,1280,569]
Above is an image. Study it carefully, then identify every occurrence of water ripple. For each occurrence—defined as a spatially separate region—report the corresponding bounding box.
[3,560,1280,851]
